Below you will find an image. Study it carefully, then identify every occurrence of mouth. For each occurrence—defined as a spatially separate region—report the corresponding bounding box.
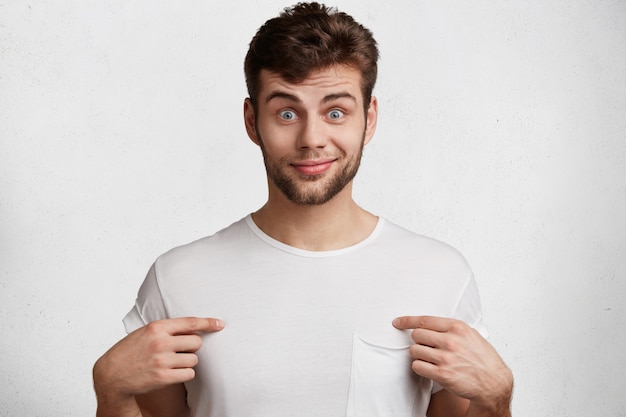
[291,158,336,176]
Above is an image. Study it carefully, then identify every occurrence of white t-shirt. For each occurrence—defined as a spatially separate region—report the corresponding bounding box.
[124,215,488,417]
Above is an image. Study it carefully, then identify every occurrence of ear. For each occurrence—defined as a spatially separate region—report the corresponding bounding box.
[244,98,260,146]
[363,96,378,146]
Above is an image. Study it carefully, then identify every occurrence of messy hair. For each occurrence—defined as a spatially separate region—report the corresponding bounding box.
[244,2,379,110]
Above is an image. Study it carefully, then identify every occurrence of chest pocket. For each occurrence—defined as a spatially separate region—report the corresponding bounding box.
[346,334,432,417]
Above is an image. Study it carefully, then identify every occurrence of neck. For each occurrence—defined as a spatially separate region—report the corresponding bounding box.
[251,184,378,251]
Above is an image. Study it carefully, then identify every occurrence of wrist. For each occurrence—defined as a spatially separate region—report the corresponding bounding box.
[93,358,139,417]
[467,369,514,417]
[467,398,512,417]
[94,388,140,417]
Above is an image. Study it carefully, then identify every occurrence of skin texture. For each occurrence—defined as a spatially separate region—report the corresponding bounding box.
[92,66,513,417]
[393,316,514,417]
[93,317,224,417]
[244,66,380,251]
[247,68,369,206]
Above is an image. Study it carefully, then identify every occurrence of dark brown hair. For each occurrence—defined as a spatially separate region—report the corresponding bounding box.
[244,2,379,110]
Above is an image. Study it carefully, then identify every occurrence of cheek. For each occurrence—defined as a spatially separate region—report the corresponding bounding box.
[337,128,366,151]
[256,124,294,154]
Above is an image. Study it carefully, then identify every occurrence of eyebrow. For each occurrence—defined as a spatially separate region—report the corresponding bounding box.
[265,91,299,104]
[265,91,357,105]
[322,93,357,105]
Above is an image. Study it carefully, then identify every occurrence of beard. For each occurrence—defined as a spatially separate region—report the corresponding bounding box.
[256,129,366,206]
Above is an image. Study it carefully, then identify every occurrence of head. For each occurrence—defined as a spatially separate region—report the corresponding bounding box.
[244,2,379,113]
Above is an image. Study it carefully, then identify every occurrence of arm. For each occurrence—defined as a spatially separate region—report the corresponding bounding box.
[427,389,513,417]
[135,384,189,417]
[94,383,187,417]
[393,316,513,417]
[93,317,224,417]
[427,389,469,417]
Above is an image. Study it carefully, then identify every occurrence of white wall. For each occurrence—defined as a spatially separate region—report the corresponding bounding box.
[1,1,625,415]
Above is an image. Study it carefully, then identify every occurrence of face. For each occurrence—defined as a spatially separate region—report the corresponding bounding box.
[244,66,378,206]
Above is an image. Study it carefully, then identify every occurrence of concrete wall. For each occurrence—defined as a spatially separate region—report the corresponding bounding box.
[1,1,625,415]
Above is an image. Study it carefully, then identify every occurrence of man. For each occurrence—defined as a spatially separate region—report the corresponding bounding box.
[93,3,513,416]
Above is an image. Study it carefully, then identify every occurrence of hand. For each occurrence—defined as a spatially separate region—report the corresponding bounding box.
[93,317,224,402]
[392,316,513,413]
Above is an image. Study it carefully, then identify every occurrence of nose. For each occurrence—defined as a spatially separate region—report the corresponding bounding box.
[297,116,328,149]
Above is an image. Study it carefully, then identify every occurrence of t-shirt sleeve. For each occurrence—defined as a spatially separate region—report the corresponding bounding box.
[122,262,169,334]
[432,272,489,394]
[452,272,489,338]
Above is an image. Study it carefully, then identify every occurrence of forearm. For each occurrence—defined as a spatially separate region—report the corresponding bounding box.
[95,390,143,417]
[465,374,513,417]
[93,359,190,417]
[465,398,512,417]
[95,387,190,417]
[93,356,143,417]
[466,401,512,417]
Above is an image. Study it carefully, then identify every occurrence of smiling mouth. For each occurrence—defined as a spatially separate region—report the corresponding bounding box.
[291,159,336,176]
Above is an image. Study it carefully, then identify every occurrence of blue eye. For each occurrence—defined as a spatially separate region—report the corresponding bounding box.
[279,110,297,120]
[328,109,344,120]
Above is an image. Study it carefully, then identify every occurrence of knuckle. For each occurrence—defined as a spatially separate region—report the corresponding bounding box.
[147,337,167,353]
[145,320,165,335]
[151,368,170,385]
[186,317,200,330]
[417,316,430,328]
[438,350,454,365]
[449,321,468,334]
[441,338,459,352]
[436,366,454,384]
[149,354,168,370]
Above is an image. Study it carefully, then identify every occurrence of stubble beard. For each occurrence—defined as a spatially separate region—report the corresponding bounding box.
[257,129,366,206]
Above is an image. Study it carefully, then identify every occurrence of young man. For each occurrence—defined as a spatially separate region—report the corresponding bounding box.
[93,3,513,417]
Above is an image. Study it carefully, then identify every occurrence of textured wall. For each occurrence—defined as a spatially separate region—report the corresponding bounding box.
[1,1,625,416]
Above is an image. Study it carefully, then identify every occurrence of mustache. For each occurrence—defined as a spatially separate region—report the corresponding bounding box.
[286,150,340,162]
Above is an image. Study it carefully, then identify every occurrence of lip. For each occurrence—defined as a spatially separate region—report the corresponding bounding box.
[291,158,336,175]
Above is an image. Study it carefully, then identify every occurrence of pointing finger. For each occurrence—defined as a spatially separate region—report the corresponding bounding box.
[392,316,453,332]
[146,317,225,336]
[173,317,225,334]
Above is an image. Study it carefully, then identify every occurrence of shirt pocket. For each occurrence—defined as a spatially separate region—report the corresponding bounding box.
[346,334,432,417]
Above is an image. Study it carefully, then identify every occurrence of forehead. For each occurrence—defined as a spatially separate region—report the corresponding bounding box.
[257,66,364,104]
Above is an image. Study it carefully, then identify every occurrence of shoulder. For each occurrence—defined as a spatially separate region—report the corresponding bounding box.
[154,216,252,271]
[379,219,470,269]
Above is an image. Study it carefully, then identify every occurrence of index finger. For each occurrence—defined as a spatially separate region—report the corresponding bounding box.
[392,316,453,332]
[155,317,225,335]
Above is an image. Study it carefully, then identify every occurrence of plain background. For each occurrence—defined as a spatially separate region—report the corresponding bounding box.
[1,1,625,416]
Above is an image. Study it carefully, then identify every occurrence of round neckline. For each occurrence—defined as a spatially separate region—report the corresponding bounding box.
[244,214,385,258]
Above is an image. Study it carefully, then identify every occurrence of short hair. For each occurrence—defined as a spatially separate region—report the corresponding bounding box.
[244,2,379,110]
